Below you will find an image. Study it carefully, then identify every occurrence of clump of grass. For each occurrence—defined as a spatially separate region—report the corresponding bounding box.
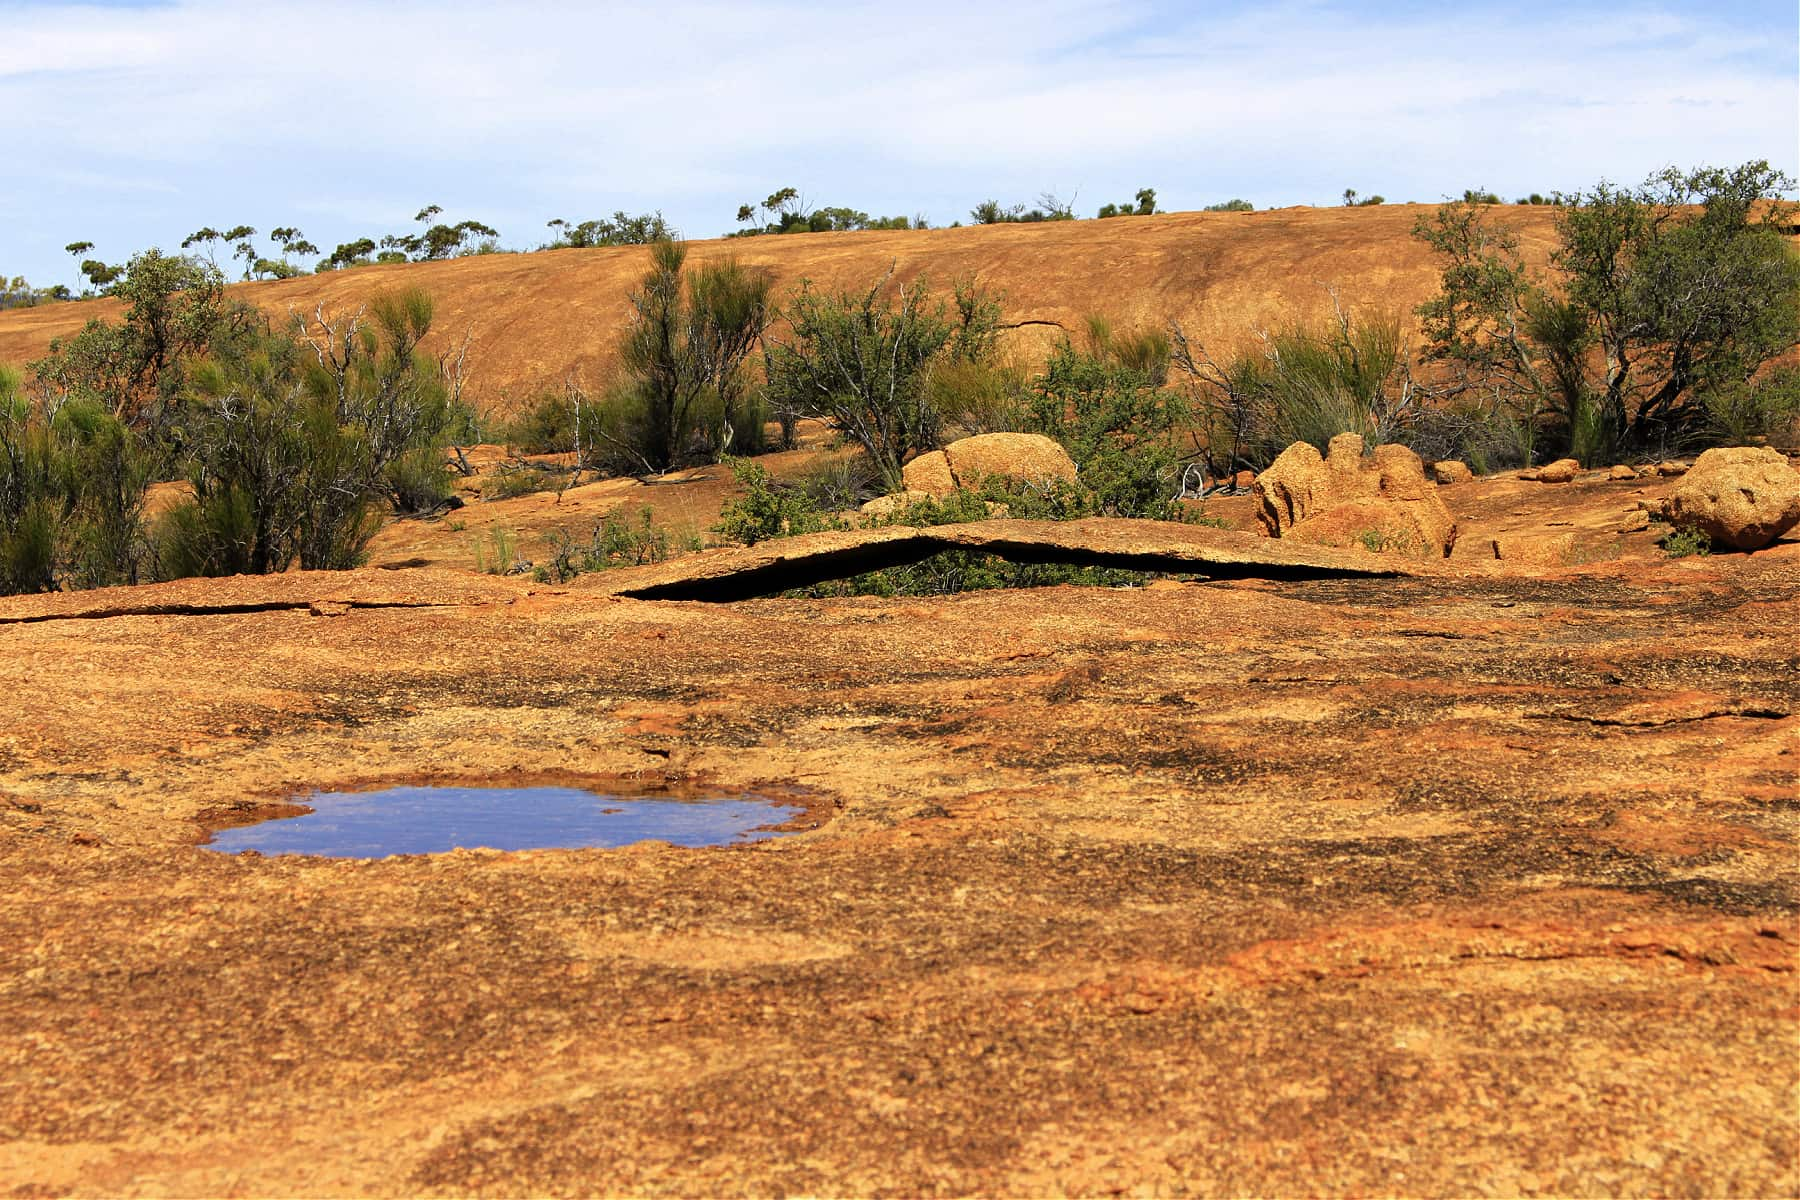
[472,526,521,574]
[534,508,702,583]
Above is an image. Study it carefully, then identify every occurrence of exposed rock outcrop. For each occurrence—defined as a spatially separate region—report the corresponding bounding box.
[1252,441,1332,533]
[943,433,1078,490]
[1254,436,1457,558]
[1432,460,1474,485]
[901,451,957,496]
[1666,446,1800,551]
[1536,458,1580,484]
[900,434,1078,499]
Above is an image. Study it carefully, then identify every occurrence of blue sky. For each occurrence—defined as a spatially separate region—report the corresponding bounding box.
[2,0,1794,287]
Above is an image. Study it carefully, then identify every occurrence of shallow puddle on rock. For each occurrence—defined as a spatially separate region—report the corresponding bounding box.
[204,785,798,858]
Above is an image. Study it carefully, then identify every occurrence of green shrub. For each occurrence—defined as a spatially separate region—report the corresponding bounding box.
[714,459,849,545]
[155,288,456,577]
[0,372,150,594]
[1258,314,1410,460]
[797,551,1153,598]
[507,392,579,455]
[1400,399,1534,472]
[797,454,880,511]
[764,272,1002,489]
[1702,367,1800,447]
[863,476,1099,528]
[152,485,257,578]
[617,242,773,471]
[930,357,1030,436]
[1174,306,1414,473]
[0,499,57,593]
[1661,525,1713,558]
[1567,392,1611,467]
[1024,343,1188,519]
[506,384,653,472]
[386,446,454,515]
[1083,314,1171,385]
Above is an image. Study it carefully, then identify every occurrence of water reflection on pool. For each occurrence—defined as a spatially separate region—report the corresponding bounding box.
[205,785,798,858]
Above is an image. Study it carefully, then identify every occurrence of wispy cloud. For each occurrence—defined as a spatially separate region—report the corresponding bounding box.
[1,0,1792,283]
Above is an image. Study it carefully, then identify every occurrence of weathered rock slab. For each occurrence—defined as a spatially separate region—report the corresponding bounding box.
[581,518,1416,600]
[1,551,1795,1197]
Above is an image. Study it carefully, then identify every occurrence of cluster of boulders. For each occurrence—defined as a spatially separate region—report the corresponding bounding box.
[1251,435,1800,557]
[1610,461,1690,480]
[868,430,1799,557]
[1252,434,1457,558]
[1429,457,1695,485]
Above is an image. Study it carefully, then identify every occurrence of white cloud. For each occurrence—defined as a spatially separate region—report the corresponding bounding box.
[1,0,1792,281]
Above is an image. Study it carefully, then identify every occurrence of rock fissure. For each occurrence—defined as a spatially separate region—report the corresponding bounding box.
[594,519,1414,602]
[1530,706,1791,728]
[0,598,483,626]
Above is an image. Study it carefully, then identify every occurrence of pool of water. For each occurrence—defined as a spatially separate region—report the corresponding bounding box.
[204,785,798,858]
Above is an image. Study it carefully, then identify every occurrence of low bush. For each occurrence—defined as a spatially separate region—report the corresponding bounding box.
[482,463,572,501]
[1082,315,1171,386]
[864,476,1101,527]
[154,288,457,576]
[534,508,703,583]
[796,454,881,512]
[1023,342,1189,519]
[1400,399,1534,473]
[1174,305,1415,475]
[714,459,849,545]
[1701,367,1800,448]
[0,370,151,594]
[929,357,1030,437]
[506,392,580,456]
[764,273,1003,490]
[1660,525,1712,558]
[386,446,455,515]
[796,552,1152,598]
